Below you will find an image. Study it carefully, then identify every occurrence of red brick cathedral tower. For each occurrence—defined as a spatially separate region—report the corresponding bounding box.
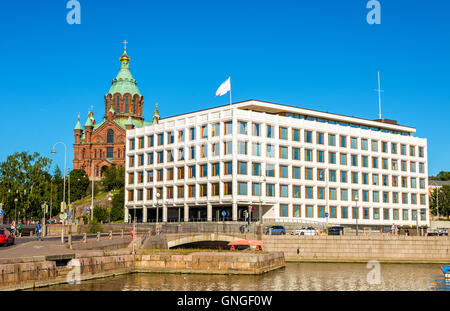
[73,43,154,180]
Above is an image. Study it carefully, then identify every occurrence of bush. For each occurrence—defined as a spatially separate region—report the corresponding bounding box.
[87,222,103,234]
[93,205,108,223]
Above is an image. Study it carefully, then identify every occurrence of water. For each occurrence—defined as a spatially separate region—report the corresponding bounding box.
[32,263,450,291]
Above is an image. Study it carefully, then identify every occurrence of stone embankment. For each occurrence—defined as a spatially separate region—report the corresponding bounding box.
[0,250,285,291]
[263,235,450,263]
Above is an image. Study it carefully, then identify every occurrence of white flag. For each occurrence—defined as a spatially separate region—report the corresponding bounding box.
[216,77,231,97]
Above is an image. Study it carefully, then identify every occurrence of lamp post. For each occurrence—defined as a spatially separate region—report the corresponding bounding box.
[259,176,266,224]
[156,192,161,223]
[14,198,18,225]
[51,142,67,224]
[355,194,359,236]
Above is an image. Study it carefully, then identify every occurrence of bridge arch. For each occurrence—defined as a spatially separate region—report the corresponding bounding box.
[167,233,242,249]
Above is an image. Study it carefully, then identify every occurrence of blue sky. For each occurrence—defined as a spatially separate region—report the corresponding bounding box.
[0,0,448,175]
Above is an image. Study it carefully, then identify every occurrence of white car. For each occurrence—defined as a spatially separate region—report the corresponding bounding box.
[293,227,317,236]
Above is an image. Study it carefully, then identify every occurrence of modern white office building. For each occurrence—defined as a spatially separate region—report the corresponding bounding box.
[125,100,429,227]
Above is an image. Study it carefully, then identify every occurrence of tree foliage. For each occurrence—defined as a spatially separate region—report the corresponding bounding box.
[110,187,124,222]
[430,171,450,181]
[430,185,450,218]
[69,169,90,202]
[102,165,125,191]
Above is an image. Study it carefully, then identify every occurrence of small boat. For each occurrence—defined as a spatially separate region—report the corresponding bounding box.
[228,240,264,251]
[442,266,450,279]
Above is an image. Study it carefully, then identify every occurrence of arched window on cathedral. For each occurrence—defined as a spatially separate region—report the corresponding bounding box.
[82,149,85,159]
[117,149,121,159]
[116,95,120,112]
[125,97,129,113]
[133,98,136,114]
[107,130,114,144]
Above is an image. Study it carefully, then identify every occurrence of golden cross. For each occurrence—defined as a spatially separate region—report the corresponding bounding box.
[122,40,128,51]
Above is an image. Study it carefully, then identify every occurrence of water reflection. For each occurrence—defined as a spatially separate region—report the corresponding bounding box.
[32,263,450,291]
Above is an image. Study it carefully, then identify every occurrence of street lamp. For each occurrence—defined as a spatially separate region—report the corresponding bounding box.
[14,198,18,225]
[259,176,266,225]
[51,142,67,224]
[355,194,359,236]
[156,192,161,223]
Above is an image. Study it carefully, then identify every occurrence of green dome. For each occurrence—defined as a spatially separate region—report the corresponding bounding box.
[107,53,141,97]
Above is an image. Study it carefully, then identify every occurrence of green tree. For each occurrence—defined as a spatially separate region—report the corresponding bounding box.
[102,165,125,191]
[431,171,450,181]
[93,205,108,223]
[430,185,450,218]
[110,187,124,222]
[69,169,90,201]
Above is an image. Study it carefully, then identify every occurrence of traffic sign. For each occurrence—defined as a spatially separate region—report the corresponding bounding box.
[325,212,329,217]
[0,210,4,217]
[221,211,227,217]
[85,208,89,212]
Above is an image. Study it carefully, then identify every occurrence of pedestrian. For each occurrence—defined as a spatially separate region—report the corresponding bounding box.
[36,222,42,241]
[391,224,395,235]
[10,221,16,235]
[18,222,22,237]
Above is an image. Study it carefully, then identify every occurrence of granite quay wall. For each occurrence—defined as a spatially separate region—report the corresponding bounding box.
[0,250,285,291]
[262,235,450,263]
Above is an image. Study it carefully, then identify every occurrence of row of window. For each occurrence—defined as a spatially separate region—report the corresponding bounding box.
[128,163,427,189]
[128,122,424,157]
[278,204,425,221]
[82,147,122,160]
[109,95,140,115]
[127,183,427,205]
[128,146,426,174]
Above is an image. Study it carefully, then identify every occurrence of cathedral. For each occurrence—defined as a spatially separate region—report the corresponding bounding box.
[73,44,159,180]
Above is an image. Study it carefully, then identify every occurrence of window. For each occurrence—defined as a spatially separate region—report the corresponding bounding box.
[351,137,357,149]
[410,146,415,157]
[362,156,368,168]
[239,141,247,155]
[306,205,314,218]
[107,130,114,144]
[329,134,336,146]
[372,157,378,169]
[212,143,220,156]
[178,130,185,143]
[190,146,196,160]
[201,125,208,139]
[318,169,325,181]
[266,184,275,197]
[382,142,388,153]
[200,164,207,177]
[178,148,185,161]
[177,167,185,180]
[318,206,325,218]
[293,167,301,179]
[157,169,163,182]
[361,139,368,151]
[305,149,313,162]
[402,209,408,221]
[225,121,232,135]
[293,129,300,142]
[341,171,348,183]
[266,125,274,138]
[148,153,154,165]
[293,205,301,217]
[238,161,247,175]
[116,96,120,112]
[238,182,247,195]
[363,190,369,202]
[330,188,337,200]
[391,143,397,154]
[188,166,196,178]
[280,204,288,217]
[251,143,261,156]
[293,185,301,198]
[280,127,288,140]
[212,163,220,176]
[167,131,174,144]
[224,141,233,155]
[351,172,358,184]
[382,158,388,170]
[372,140,378,152]
[401,161,407,172]
[317,151,324,163]
[157,134,164,146]
[352,207,359,219]
[239,121,247,135]
[280,165,288,178]
[280,146,288,159]
[267,164,275,177]
[253,123,261,136]
[340,135,347,148]
[419,163,424,174]
[362,173,368,185]
[317,132,324,145]
[188,185,196,198]
[373,174,379,186]
[178,186,186,199]
[341,207,348,219]
[252,183,261,196]
[329,152,336,164]
[167,187,174,199]
[373,191,379,203]
[212,183,220,196]
[267,144,275,158]
[305,131,312,143]
[147,170,153,182]
[341,153,347,165]
[167,150,174,162]
[212,123,220,137]
[306,187,313,199]
[107,147,114,159]
[351,155,358,167]
[224,162,232,175]
[224,182,232,195]
[157,151,163,164]
[293,148,300,160]
[147,188,153,201]
[419,147,424,158]
[341,189,348,201]
[201,144,208,158]
[401,144,406,155]
[129,139,135,150]
[129,155,135,167]
[392,159,398,170]
[252,163,261,176]
[280,185,288,198]
[329,170,336,182]
[306,168,313,180]
[410,162,416,173]
[125,97,129,113]
[189,127,196,140]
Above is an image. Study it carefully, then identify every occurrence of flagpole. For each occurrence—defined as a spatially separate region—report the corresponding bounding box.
[229,77,232,106]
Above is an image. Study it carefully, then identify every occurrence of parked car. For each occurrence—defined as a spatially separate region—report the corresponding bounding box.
[293,227,317,236]
[428,228,449,236]
[0,229,15,246]
[265,225,286,235]
[328,226,345,235]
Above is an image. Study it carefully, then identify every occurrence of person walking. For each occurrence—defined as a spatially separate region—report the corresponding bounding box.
[35,222,42,241]
[18,223,23,237]
[391,224,395,235]
[10,221,16,235]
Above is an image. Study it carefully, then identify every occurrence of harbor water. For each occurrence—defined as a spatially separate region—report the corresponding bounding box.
[32,262,449,291]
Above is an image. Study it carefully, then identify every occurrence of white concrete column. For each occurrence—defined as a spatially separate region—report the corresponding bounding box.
[232,202,238,221]
[184,204,189,222]
[143,207,147,223]
[163,204,167,223]
[124,207,129,223]
[207,203,212,222]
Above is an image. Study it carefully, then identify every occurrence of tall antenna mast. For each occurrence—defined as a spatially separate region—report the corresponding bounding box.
[375,71,384,119]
